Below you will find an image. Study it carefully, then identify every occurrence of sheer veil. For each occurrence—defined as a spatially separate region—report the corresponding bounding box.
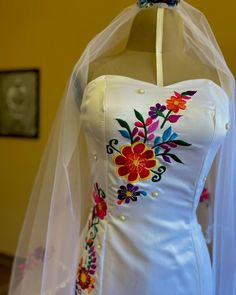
[8,1,236,294]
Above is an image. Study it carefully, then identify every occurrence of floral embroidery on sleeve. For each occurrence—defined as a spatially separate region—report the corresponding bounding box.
[75,183,107,294]
[106,90,197,205]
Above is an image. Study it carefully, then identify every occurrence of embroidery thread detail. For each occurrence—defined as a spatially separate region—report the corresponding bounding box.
[106,90,197,204]
[117,183,147,205]
[75,183,107,294]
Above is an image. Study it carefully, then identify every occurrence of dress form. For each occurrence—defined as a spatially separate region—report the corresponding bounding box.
[88,6,220,87]
[87,4,220,262]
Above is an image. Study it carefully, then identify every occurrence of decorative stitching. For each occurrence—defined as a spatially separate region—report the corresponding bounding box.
[106,89,197,204]
[75,183,107,294]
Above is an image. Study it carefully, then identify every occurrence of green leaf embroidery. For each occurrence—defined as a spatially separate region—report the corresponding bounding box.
[171,140,191,146]
[134,109,145,124]
[116,118,130,130]
[156,110,165,118]
[181,90,197,96]
[116,118,133,143]
[168,153,184,163]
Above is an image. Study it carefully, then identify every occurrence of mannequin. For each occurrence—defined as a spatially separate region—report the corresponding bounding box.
[88,6,219,261]
[88,6,220,87]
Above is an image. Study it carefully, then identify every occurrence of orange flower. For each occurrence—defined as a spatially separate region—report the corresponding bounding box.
[113,142,158,183]
[166,95,187,113]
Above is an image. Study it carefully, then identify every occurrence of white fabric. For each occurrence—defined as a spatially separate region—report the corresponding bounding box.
[8,1,236,295]
[77,75,229,294]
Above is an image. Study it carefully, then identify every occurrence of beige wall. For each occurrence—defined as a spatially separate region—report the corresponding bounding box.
[0,0,235,255]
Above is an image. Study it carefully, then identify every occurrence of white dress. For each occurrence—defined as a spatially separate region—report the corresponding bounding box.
[74,74,229,295]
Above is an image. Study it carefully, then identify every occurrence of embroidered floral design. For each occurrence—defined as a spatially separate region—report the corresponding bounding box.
[133,117,159,142]
[76,250,97,294]
[199,187,210,203]
[166,93,187,113]
[198,187,212,244]
[106,89,197,204]
[93,182,107,219]
[148,103,166,120]
[117,183,147,205]
[75,183,107,294]
[114,142,158,182]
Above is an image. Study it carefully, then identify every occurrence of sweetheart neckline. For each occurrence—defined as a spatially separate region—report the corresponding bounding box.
[84,74,229,99]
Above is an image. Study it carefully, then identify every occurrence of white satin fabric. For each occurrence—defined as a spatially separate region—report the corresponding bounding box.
[76,74,230,295]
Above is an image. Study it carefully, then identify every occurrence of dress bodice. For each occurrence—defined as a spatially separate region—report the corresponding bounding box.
[76,74,229,295]
[80,74,229,216]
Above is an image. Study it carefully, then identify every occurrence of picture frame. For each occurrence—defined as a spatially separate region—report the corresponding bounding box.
[0,68,40,138]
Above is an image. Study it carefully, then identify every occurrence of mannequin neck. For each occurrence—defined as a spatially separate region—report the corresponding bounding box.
[126,7,185,53]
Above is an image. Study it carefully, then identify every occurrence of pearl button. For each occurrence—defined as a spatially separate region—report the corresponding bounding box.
[138,88,145,94]
[93,153,97,160]
[97,244,102,249]
[119,215,126,221]
[151,191,159,198]
[225,122,230,130]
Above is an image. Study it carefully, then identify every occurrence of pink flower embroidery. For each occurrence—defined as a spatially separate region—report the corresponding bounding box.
[92,182,107,219]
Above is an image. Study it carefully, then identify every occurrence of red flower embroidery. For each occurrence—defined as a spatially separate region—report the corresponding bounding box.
[75,183,107,294]
[106,89,197,202]
[76,258,96,293]
[93,183,107,219]
[200,187,210,202]
[113,142,158,183]
[77,265,92,290]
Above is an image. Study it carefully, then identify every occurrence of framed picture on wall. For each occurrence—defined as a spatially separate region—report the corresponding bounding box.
[0,68,39,138]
